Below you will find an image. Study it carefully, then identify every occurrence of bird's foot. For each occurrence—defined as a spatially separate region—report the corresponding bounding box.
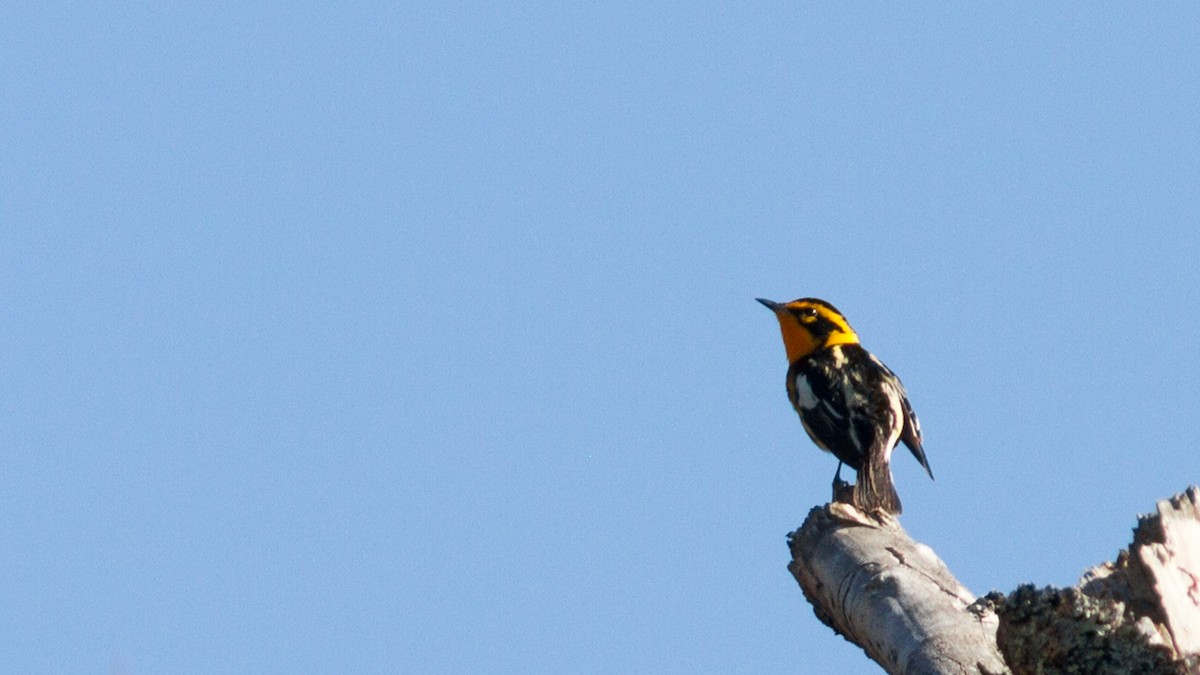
[831,477,854,504]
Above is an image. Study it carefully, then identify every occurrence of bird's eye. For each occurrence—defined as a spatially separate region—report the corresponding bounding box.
[798,307,819,322]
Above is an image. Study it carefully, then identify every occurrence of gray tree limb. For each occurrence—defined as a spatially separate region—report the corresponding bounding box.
[788,504,1008,674]
[788,488,1200,674]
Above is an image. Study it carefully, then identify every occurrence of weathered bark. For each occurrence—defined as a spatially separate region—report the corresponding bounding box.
[988,487,1200,674]
[788,504,1009,674]
[788,488,1200,674]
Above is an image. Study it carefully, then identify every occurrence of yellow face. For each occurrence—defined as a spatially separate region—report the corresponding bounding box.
[758,297,860,363]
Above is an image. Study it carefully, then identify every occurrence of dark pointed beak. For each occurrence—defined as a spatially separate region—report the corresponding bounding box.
[755,298,780,311]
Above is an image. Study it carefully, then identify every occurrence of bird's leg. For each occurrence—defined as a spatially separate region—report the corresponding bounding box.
[831,462,853,503]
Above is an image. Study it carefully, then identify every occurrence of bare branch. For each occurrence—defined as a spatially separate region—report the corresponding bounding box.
[993,486,1200,673]
[788,504,1008,674]
[788,488,1200,674]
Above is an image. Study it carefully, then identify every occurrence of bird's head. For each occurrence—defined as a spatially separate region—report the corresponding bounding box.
[756,297,860,363]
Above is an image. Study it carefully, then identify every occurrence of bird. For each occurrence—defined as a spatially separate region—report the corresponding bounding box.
[757,297,932,514]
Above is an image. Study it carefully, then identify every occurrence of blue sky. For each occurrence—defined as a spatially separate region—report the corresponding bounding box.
[3,3,1199,673]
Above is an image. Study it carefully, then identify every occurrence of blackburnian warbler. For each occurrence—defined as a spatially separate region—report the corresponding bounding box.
[757,297,932,515]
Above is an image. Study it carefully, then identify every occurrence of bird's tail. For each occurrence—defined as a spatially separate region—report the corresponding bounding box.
[854,448,901,515]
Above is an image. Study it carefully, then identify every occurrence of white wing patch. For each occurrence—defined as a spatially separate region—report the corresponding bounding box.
[793,373,819,410]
